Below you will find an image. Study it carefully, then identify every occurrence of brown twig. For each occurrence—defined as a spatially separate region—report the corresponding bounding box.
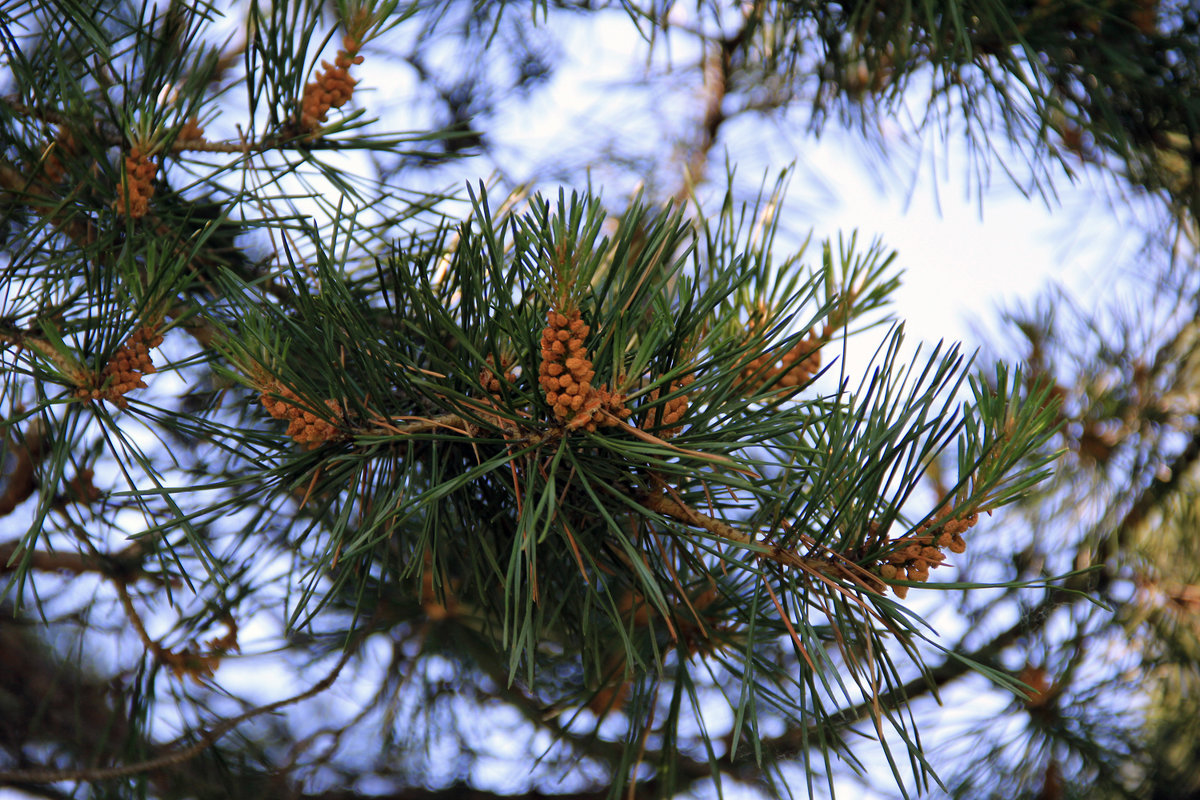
[639,489,874,587]
[0,541,146,582]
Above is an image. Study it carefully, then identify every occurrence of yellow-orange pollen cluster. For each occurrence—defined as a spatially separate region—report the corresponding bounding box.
[480,354,517,398]
[298,36,364,134]
[76,325,163,408]
[646,375,694,438]
[538,309,630,432]
[741,331,821,394]
[116,145,157,219]
[877,512,977,598]
[178,115,205,142]
[260,382,343,446]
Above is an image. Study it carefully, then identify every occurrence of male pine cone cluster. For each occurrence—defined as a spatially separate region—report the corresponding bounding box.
[538,309,630,432]
[260,382,343,446]
[298,36,364,134]
[740,331,821,394]
[76,324,163,408]
[480,354,517,398]
[177,115,205,143]
[877,512,977,598]
[645,375,694,438]
[116,146,157,219]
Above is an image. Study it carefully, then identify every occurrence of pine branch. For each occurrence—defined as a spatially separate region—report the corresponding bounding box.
[750,422,1200,760]
[638,488,883,590]
[0,3,1111,796]
[0,96,404,153]
[302,788,621,800]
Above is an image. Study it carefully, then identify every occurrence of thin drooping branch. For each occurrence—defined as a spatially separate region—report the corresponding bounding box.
[302,786,619,800]
[0,643,355,785]
[0,602,343,799]
[0,540,146,580]
[759,423,1200,747]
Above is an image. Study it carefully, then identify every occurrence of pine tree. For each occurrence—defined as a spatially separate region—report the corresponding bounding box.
[0,1,1196,799]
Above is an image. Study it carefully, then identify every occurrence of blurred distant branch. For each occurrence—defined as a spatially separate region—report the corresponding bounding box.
[302,788,617,800]
[672,3,762,204]
[0,640,355,788]
[0,540,142,580]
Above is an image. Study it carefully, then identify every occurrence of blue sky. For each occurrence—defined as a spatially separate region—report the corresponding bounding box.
[473,7,1146,355]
